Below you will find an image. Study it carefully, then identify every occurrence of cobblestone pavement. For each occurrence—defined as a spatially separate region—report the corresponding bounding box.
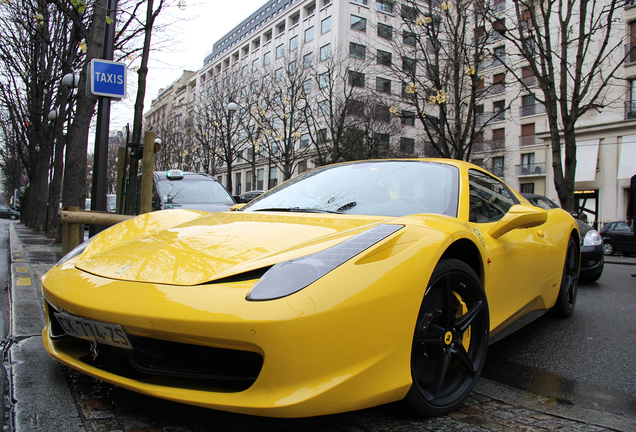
[62,366,622,432]
[8,222,636,432]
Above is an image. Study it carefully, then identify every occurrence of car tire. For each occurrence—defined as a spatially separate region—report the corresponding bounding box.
[9,215,16,220]
[405,258,489,417]
[602,240,614,256]
[553,236,579,317]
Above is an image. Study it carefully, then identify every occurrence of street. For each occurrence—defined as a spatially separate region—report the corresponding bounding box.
[2,218,636,431]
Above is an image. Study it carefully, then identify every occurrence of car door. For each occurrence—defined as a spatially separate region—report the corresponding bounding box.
[612,221,636,253]
[467,169,551,333]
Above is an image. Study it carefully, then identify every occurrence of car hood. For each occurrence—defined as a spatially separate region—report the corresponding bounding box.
[75,209,413,286]
[160,202,233,212]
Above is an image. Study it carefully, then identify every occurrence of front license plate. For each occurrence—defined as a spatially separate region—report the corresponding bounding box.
[54,313,133,350]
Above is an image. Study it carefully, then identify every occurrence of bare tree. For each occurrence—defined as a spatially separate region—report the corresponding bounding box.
[373,0,512,161]
[491,0,625,210]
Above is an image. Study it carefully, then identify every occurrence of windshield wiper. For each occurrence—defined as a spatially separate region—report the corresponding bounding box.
[252,207,342,214]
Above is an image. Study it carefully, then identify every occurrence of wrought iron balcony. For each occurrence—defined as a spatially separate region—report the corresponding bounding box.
[519,134,540,146]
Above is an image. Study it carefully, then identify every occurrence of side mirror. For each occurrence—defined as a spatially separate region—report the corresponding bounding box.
[487,204,548,239]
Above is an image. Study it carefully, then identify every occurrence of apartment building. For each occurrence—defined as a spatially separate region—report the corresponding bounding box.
[144,0,636,225]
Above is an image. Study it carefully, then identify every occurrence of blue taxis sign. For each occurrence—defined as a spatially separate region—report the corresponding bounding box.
[88,59,127,99]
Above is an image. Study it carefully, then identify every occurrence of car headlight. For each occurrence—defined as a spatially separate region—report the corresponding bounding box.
[247,224,403,301]
[582,229,602,246]
[56,238,93,266]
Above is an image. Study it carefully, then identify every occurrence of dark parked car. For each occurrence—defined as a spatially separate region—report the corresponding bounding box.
[599,221,636,256]
[235,190,265,204]
[522,193,604,282]
[0,204,20,220]
[150,170,235,212]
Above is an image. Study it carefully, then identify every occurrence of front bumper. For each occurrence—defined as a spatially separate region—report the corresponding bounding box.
[580,244,604,280]
[41,257,429,417]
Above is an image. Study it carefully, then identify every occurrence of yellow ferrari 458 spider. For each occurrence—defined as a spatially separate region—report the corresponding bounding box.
[42,159,579,418]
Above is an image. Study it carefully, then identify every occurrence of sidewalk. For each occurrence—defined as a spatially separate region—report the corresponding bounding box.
[6,221,636,432]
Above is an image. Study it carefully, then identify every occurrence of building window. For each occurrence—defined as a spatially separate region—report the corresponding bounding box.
[291,13,300,26]
[520,94,542,116]
[265,31,272,42]
[400,137,415,154]
[323,0,332,6]
[306,3,316,15]
[319,71,330,88]
[492,127,505,149]
[290,35,298,51]
[304,53,313,68]
[376,0,393,13]
[401,110,415,126]
[276,44,284,58]
[289,61,298,74]
[347,99,365,116]
[520,123,536,146]
[492,156,504,177]
[251,80,258,93]
[298,161,308,174]
[317,128,327,144]
[493,46,506,67]
[263,51,271,65]
[257,168,264,190]
[377,49,392,66]
[377,133,390,149]
[402,56,416,74]
[269,167,278,188]
[378,23,392,39]
[352,0,367,4]
[521,153,535,175]
[401,5,418,21]
[349,42,366,59]
[349,70,365,87]
[321,16,332,34]
[350,15,366,32]
[252,58,259,71]
[520,183,535,193]
[493,100,505,121]
[245,171,252,192]
[374,104,391,122]
[305,26,314,42]
[403,31,416,46]
[320,43,331,60]
[275,67,283,81]
[242,65,248,77]
[277,22,285,34]
[235,172,242,195]
[303,79,312,94]
[318,100,329,116]
[263,74,271,88]
[376,77,391,93]
[300,133,310,148]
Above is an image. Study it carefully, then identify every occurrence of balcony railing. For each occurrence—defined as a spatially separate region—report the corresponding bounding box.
[519,134,540,146]
[625,101,636,120]
[519,103,546,117]
[515,162,546,176]
[472,139,505,153]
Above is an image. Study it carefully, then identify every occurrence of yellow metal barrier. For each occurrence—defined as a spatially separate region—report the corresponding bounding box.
[59,208,134,254]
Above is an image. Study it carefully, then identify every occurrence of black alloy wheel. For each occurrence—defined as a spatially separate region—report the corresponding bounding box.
[553,236,579,317]
[405,259,489,417]
[602,240,614,256]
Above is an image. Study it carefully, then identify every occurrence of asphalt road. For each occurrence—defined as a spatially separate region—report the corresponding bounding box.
[483,262,636,419]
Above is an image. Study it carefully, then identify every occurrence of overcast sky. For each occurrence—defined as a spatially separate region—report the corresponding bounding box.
[109,0,266,133]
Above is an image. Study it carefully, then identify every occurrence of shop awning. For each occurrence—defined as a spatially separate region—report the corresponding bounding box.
[618,135,636,180]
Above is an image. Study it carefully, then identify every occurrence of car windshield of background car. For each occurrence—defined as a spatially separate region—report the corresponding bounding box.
[156,179,234,205]
[243,161,459,217]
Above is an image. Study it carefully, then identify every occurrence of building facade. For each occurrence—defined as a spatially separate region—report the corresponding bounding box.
[144,0,636,226]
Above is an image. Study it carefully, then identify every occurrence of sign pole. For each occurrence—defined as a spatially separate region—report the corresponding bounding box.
[90,0,119,236]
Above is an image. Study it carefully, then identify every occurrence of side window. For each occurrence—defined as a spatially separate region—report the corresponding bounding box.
[468,169,518,223]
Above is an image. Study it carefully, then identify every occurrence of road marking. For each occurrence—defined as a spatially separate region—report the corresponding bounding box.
[16,277,31,286]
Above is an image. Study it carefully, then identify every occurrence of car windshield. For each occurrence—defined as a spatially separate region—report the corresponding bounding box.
[243,161,459,217]
[156,178,234,205]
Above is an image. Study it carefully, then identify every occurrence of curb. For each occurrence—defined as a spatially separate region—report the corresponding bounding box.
[8,223,83,432]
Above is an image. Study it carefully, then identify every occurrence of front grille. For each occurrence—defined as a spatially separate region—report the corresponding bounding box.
[47,302,263,392]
